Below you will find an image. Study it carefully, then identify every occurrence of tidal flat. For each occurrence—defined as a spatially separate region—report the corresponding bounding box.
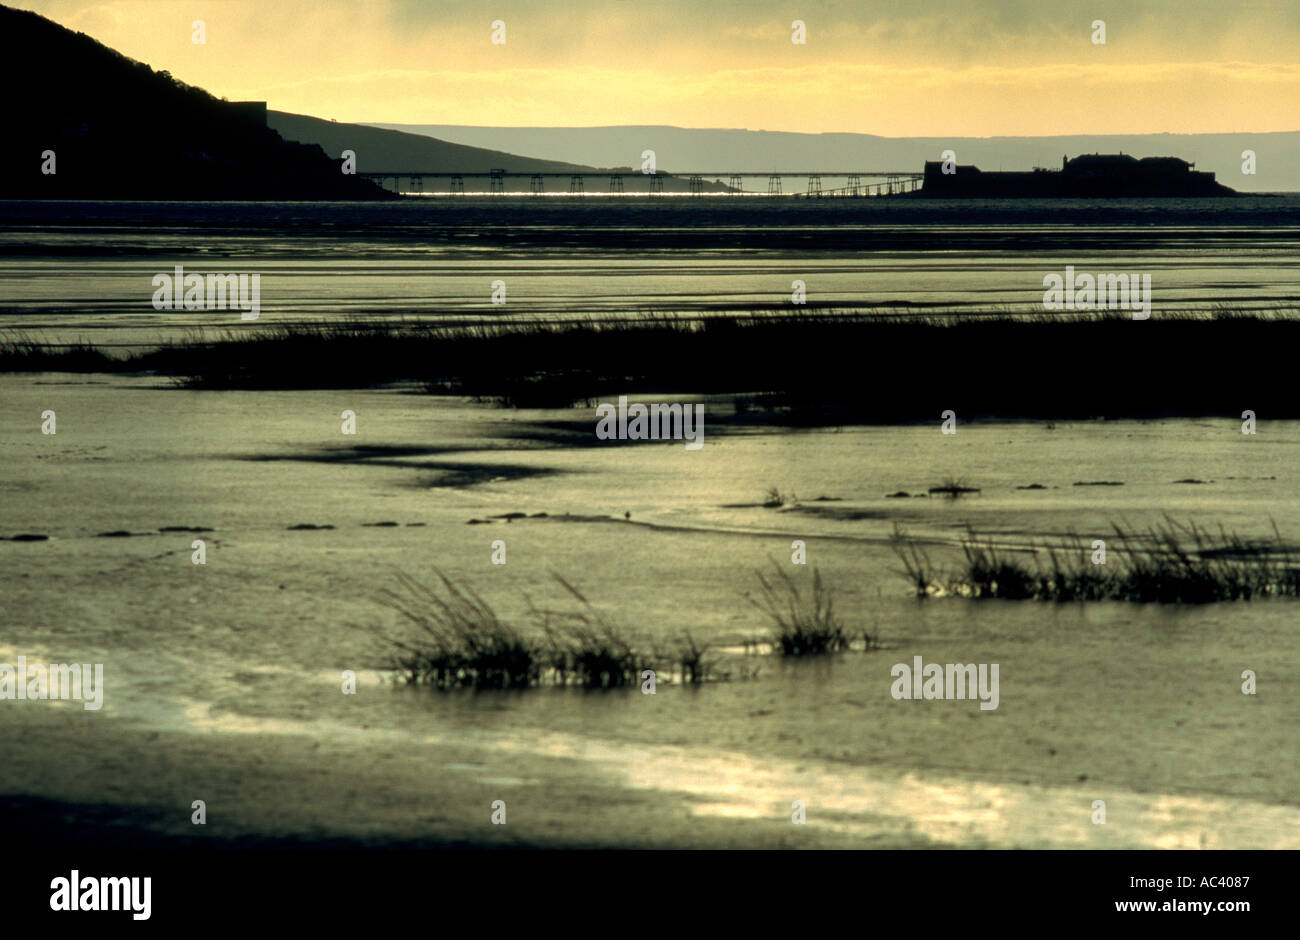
[2,374,1296,848]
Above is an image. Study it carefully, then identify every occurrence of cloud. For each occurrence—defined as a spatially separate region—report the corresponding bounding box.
[15,0,1300,133]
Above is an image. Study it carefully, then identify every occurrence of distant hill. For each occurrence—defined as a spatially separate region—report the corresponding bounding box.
[0,4,387,200]
[270,113,726,194]
[270,112,600,176]
[373,125,1300,194]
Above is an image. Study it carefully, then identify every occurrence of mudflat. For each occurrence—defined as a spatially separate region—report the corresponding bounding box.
[2,374,1296,848]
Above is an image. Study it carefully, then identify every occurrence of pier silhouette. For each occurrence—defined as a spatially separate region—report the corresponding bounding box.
[357,168,925,196]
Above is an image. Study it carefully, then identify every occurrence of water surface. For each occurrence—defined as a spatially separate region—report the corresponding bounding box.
[3,198,1298,348]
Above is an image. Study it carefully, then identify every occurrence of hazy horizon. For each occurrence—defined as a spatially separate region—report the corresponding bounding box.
[361,122,1300,192]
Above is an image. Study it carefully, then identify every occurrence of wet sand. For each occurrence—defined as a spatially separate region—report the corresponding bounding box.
[1,373,1297,848]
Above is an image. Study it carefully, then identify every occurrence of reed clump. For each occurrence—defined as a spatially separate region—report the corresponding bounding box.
[748,563,853,655]
[894,519,1300,603]
[370,570,720,689]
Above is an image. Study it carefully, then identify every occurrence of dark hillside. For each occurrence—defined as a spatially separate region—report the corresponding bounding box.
[0,4,389,199]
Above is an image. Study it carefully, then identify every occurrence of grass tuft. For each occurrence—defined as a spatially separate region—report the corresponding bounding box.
[0,333,123,372]
[894,518,1300,603]
[748,562,852,655]
[368,570,724,689]
[374,570,539,689]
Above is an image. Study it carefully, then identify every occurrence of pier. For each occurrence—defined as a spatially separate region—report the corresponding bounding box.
[356,169,925,197]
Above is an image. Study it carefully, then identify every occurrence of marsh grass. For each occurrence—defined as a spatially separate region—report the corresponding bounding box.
[370,570,722,689]
[0,334,121,372]
[894,518,1300,602]
[891,524,940,597]
[529,575,652,689]
[24,308,1300,422]
[668,631,714,684]
[749,562,852,655]
[375,570,539,689]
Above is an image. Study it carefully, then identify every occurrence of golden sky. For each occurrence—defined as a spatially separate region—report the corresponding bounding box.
[25,0,1300,134]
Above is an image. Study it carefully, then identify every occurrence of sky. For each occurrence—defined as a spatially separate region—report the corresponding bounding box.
[22,0,1300,135]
